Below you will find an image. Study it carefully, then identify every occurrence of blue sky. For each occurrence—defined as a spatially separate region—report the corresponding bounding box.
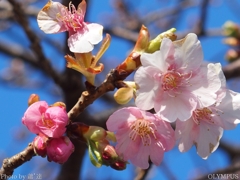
[1,0,240,179]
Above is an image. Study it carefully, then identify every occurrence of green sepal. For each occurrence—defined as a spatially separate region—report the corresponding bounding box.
[88,140,102,167]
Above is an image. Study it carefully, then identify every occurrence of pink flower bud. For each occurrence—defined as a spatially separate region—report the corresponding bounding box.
[110,159,127,171]
[47,136,74,164]
[102,145,118,162]
[33,134,48,157]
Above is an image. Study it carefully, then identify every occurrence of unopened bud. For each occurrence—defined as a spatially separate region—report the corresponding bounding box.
[133,25,150,53]
[146,28,177,53]
[51,102,66,109]
[102,145,118,162]
[223,37,240,46]
[114,81,136,104]
[28,94,40,106]
[110,159,127,170]
[33,134,48,157]
[225,49,240,62]
[222,21,240,38]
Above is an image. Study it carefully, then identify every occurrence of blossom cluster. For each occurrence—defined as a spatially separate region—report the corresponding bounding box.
[30,0,240,170]
[22,100,74,164]
[108,33,240,169]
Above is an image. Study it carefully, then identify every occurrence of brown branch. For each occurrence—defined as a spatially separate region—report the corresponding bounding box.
[0,1,40,19]
[222,59,240,80]
[0,143,35,180]
[194,0,209,36]
[134,164,152,180]
[7,0,63,87]
[67,69,118,121]
[0,40,38,67]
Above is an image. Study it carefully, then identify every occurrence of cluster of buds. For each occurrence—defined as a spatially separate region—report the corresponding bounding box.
[222,21,240,62]
[23,94,74,164]
[67,122,127,170]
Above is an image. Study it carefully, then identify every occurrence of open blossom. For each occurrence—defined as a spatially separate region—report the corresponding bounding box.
[175,87,240,159]
[22,101,68,138]
[37,0,103,53]
[47,136,74,164]
[106,107,175,169]
[134,33,221,122]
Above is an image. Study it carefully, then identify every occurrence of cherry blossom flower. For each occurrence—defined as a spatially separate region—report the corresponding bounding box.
[47,136,74,164]
[134,33,221,122]
[22,101,68,138]
[106,107,175,169]
[175,88,240,159]
[37,0,103,53]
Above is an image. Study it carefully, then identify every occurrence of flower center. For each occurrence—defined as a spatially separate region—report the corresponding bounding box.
[192,107,213,125]
[129,119,157,146]
[42,118,55,128]
[56,2,85,32]
[162,72,181,91]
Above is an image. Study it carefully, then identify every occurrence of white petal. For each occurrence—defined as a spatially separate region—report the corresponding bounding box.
[195,122,223,159]
[190,63,221,107]
[37,1,66,34]
[68,31,94,53]
[86,23,103,45]
[155,92,197,122]
[134,66,159,110]
[175,119,196,152]
[140,45,170,72]
[174,33,203,71]
[214,89,240,129]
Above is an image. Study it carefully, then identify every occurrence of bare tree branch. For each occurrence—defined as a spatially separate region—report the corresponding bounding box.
[0,144,35,180]
[7,0,63,87]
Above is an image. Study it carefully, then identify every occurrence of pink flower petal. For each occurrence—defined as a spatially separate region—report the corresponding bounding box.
[107,107,143,132]
[22,101,48,134]
[130,146,151,169]
[38,106,68,138]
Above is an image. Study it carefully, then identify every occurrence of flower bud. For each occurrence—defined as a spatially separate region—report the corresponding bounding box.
[115,26,149,77]
[28,94,40,106]
[114,81,136,104]
[47,136,74,164]
[133,25,150,53]
[33,134,48,157]
[146,28,177,53]
[222,21,240,38]
[110,159,127,171]
[102,145,118,162]
[225,49,240,62]
[223,37,240,46]
[51,102,66,109]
